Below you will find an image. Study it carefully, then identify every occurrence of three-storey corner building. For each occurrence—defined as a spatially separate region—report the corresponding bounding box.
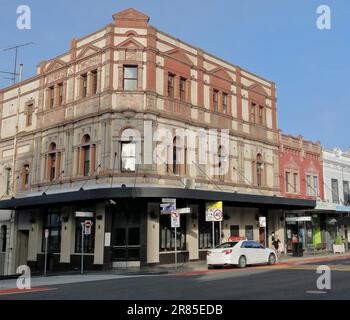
[0,8,314,273]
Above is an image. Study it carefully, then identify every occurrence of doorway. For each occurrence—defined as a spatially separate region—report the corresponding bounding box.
[113,227,140,266]
[16,230,29,268]
[112,207,141,268]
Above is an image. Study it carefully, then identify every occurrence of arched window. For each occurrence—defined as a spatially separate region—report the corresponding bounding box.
[0,225,7,252]
[21,164,30,191]
[48,143,57,181]
[256,153,264,187]
[81,135,91,177]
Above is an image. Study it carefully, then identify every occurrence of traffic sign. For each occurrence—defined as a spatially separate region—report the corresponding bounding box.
[171,210,180,228]
[213,209,223,222]
[160,198,176,214]
[84,220,93,235]
[259,217,266,228]
[44,229,49,239]
[205,201,223,222]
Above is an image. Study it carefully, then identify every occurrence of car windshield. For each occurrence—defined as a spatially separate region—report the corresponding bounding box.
[215,242,238,249]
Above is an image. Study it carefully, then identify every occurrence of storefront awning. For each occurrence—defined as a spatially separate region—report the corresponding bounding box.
[0,187,316,210]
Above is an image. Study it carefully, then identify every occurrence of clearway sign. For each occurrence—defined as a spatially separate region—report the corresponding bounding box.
[206,201,223,222]
[171,211,180,228]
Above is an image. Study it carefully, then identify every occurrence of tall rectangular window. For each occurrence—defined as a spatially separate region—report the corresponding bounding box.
[293,172,298,193]
[81,73,88,98]
[222,93,228,114]
[250,103,256,122]
[5,168,11,195]
[331,178,339,203]
[23,165,30,190]
[168,73,175,97]
[91,70,98,95]
[48,86,55,108]
[344,181,350,205]
[285,172,290,193]
[123,66,138,90]
[306,175,312,195]
[26,103,34,126]
[179,77,186,101]
[258,106,264,125]
[121,142,136,172]
[58,83,63,106]
[313,176,318,197]
[213,89,219,112]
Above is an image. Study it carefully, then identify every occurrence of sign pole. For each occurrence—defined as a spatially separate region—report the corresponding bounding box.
[174,227,177,270]
[219,221,222,245]
[44,230,48,276]
[81,222,84,275]
[212,221,215,248]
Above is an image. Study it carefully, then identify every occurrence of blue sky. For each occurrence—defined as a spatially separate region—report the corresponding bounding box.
[0,0,349,149]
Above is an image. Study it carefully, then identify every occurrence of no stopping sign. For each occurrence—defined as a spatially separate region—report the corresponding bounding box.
[213,209,223,221]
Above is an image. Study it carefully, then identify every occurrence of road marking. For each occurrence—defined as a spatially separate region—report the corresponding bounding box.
[306,290,328,294]
[0,287,56,296]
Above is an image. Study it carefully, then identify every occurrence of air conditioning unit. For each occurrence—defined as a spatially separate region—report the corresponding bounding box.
[183,178,195,189]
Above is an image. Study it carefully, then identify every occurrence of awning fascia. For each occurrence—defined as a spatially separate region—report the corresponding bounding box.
[0,187,316,210]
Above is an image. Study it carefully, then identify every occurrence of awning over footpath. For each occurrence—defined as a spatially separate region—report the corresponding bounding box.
[0,187,316,211]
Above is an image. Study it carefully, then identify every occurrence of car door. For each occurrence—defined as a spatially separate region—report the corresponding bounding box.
[241,241,258,264]
[252,241,267,263]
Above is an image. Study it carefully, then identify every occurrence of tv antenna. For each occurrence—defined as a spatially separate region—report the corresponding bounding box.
[0,42,34,84]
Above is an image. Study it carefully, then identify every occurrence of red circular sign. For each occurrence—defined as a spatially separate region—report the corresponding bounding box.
[213,209,223,221]
[85,221,92,227]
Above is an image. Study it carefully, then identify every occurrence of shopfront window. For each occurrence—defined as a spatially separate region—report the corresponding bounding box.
[75,217,95,253]
[245,225,254,240]
[198,213,220,249]
[159,214,186,251]
[42,210,61,253]
[230,225,239,237]
[0,225,7,252]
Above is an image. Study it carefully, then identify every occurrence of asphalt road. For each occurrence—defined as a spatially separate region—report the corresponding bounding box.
[1,258,349,300]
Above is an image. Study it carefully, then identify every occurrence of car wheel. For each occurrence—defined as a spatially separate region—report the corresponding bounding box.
[238,255,247,268]
[268,253,276,265]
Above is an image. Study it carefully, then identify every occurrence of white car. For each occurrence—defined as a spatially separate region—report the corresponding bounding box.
[207,240,277,269]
